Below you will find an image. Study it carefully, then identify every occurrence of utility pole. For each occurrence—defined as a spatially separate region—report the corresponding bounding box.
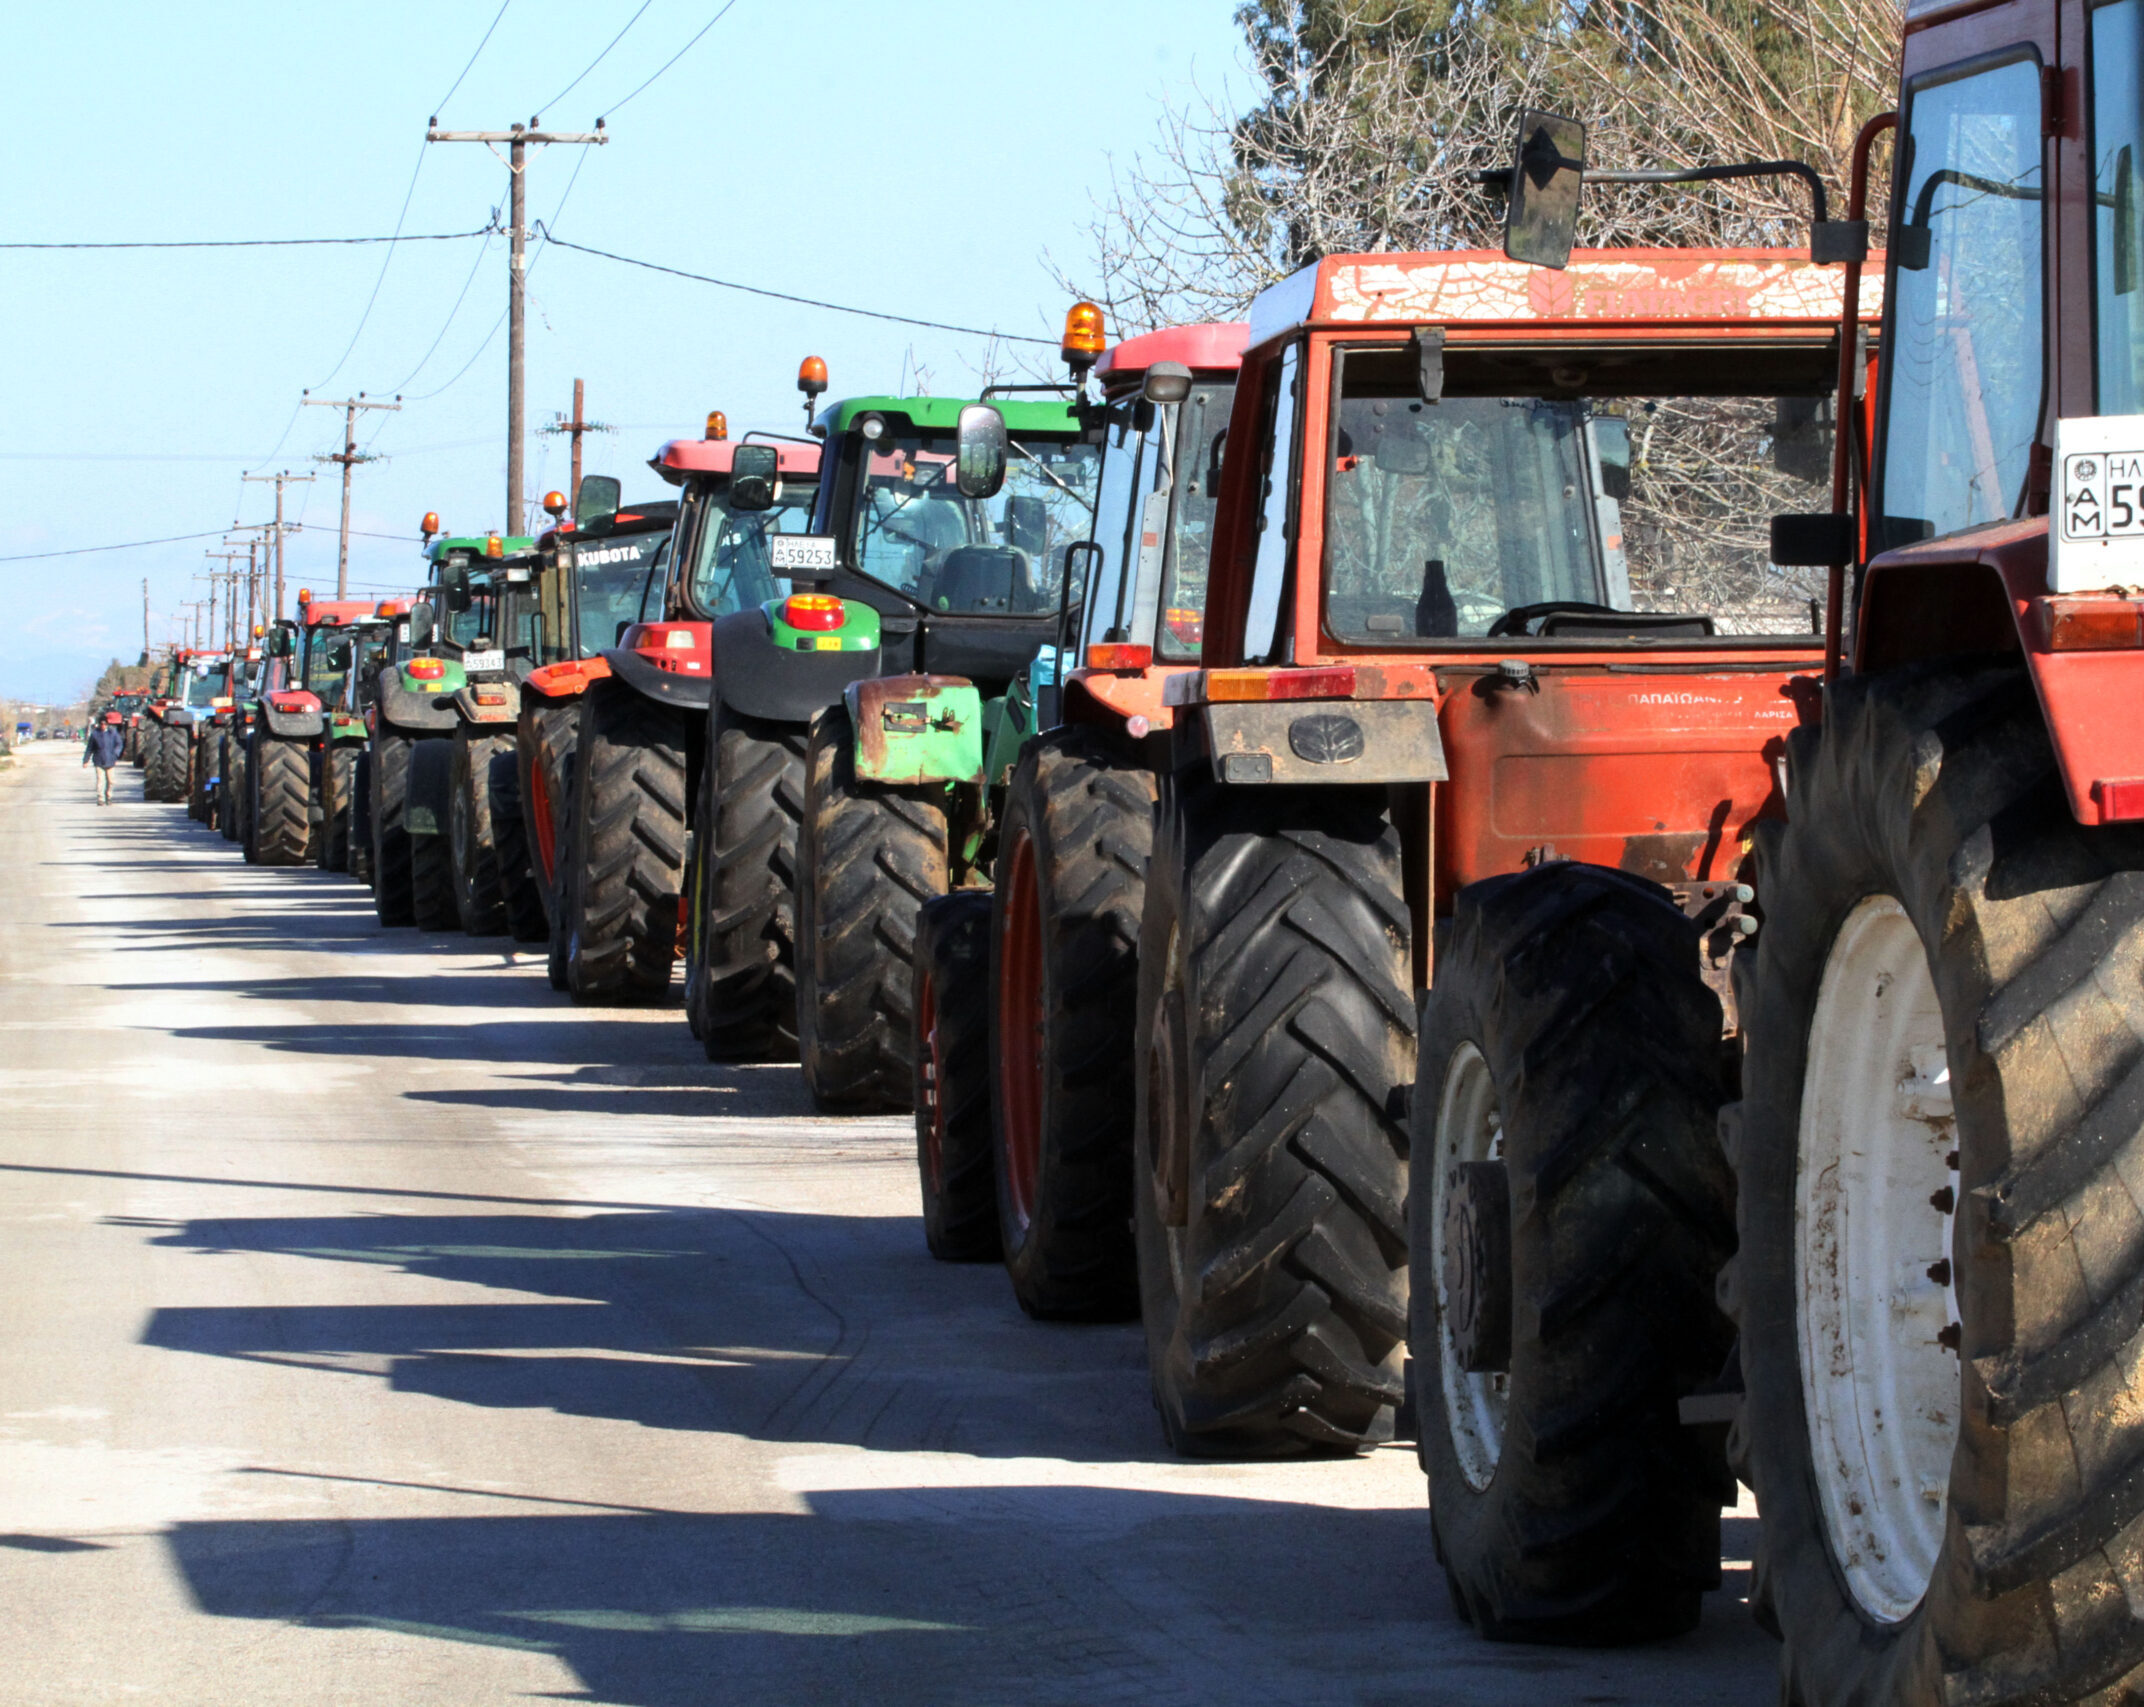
[544,373,613,506]
[140,578,149,664]
[425,117,607,533]
[241,470,314,620]
[304,394,400,597]
[204,553,245,649]
[542,378,614,513]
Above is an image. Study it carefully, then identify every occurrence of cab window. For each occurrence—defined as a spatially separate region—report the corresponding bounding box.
[1877,52,2046,541]
[2092,0,2144,411]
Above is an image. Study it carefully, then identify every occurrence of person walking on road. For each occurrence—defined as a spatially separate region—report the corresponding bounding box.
[83,713,124,805]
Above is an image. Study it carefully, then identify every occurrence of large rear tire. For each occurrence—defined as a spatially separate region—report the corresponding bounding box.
[564,683,687,1002]
[147,722,187,802]
[911,891,1000,1261]
[990,730,1153,1320]
[349,749,374,885]
[1727,664,2144,1704]
[250,733,312,866]
[449,729,511,935]
[371,730,417,926]
[692,702,807,1061]
[488,737,547,942]
[1132,777,1412,1455]
[316,743,356,872]
[1412,862,1734,1645]
[796,702,948,1112]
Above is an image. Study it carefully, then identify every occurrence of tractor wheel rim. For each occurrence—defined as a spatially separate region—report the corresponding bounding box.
[918,966,946,1191]
[997,830,1045,1237]
[1797,893,1958,1625]
[1432,1040,1509,1492]
[531,758,555,885]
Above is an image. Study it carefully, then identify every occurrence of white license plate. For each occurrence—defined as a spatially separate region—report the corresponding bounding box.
[769,534,839,574]
[2060,449,2144,538]
[460,650,504,673]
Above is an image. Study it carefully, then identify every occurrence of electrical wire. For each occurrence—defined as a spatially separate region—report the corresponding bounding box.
[405,305,509,403]
[599,0,740,116]
[381,227,498,392]
[539,0,653,115]
[309,0,515,393]
[0,226,493,251]
[434,0,516,114]
[532,228,1055,345]
[0,530,236,563]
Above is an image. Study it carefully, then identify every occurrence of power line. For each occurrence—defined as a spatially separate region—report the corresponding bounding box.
[435,0,516,113]
[539,0,653,114]
[384,228,498,391]
[0,226,494,251]
[601,0,740,116]
[533,228,1055,345]
[0,529,233,563]
[308,145,431,391]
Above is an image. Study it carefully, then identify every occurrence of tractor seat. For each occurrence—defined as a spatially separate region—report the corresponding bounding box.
[931,545,1032,615]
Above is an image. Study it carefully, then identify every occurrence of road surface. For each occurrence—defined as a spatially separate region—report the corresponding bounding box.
[0,744,1778,1703]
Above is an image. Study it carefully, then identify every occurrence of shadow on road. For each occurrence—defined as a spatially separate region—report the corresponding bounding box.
[164,1495,1461,1707]
[134,1206,1155,1460]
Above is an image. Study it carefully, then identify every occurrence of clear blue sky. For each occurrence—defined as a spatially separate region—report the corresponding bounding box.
[1,0,1249,702]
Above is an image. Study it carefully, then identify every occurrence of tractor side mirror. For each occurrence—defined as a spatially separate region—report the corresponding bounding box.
[439,559,473,614]
[1770,512,1858,566]
[1503,110,1586,271]
[955,404,1008,500]
[576,474,621,524]
[1589,415,1632,501]
[1773,396,1832,482]
[729,444,781,512]
[408,605,433,647]
[1371,416,1433,477]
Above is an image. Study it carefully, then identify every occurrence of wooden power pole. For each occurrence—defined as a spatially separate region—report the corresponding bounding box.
[305,394,400,597]
[424,118,607,534]
[241,470,314,620]
[542,378,613,513]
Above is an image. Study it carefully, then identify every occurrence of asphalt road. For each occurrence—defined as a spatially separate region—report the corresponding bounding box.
[0,743,1780,1704]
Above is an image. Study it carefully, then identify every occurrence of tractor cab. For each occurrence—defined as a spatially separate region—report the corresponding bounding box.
[801,393,1100,689]
[531,484,685,671]
[414,533,537,682]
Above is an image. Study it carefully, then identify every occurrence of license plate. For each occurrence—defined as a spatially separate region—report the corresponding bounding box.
[769,534,838,574]
[461,650,504,673]
[2060,449,2144,539]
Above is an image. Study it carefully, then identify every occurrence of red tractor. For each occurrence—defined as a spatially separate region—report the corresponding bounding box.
[1104,247,1880,1650]
[517,477,686,987]
[1491,0,2144,1690]
[538,434,823,1010]
[909,322,1246,1305]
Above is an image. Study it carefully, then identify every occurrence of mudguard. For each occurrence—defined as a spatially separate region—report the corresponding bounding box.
[598,644,713,713]
[160,708,195,730]
[405,735,455,836]
[844,675,984,785]
[376,679,461,733]
[709,609,881,725]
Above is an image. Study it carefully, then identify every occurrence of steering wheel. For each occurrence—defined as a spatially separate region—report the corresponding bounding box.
[1486,600,1620,638]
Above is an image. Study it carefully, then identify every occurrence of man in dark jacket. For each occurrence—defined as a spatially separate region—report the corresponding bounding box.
[83,713,125,804]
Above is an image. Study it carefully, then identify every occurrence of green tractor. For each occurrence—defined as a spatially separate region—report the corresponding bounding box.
[435,534,548,940]
[246,593,376,866]
[763,380,1102,1109]
[369,526,530,929]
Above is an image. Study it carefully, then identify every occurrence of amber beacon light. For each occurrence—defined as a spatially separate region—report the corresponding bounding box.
[1061,301,1106,375]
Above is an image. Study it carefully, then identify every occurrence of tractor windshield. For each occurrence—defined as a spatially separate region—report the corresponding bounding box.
[303,629,351,695]
[686,482,817,619]
[571,530,670,652]
[849,433,1099,616]
[1322,343,1834,641]
[184,670,221,708]
[1082,380,1234,661]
